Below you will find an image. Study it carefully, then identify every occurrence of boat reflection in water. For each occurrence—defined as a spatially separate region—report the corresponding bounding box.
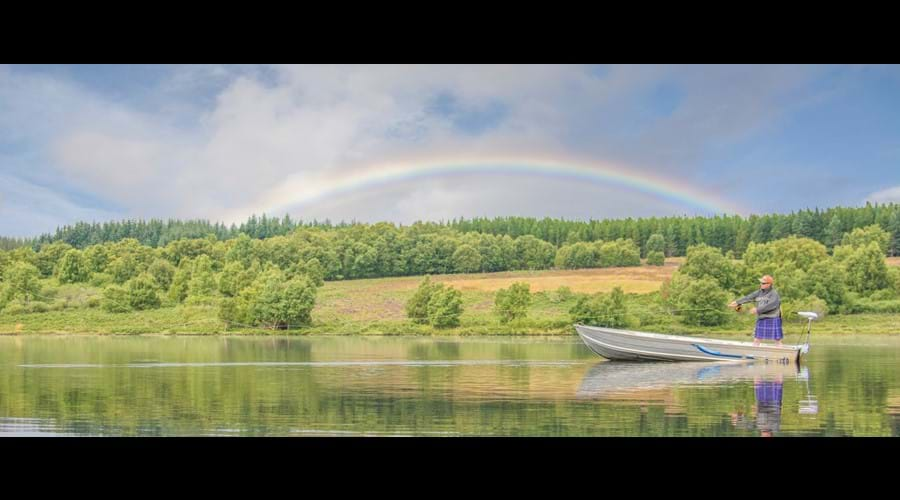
[577,360,817,436]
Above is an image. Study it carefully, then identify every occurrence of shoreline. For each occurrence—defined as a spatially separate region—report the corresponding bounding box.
[3,324,898,337]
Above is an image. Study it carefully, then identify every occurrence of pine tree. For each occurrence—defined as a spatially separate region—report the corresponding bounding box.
[825,215,844,251]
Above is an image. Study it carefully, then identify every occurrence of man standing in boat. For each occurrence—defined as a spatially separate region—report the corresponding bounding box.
[729,275,783,347]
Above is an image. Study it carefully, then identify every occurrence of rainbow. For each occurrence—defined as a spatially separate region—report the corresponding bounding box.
[223,156,745,223]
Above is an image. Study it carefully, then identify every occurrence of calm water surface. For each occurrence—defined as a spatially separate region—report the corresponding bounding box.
[1,334,899,436]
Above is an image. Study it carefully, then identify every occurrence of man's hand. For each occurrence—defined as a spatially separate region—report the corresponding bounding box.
[750,307,757,315]
[728,301,737,308]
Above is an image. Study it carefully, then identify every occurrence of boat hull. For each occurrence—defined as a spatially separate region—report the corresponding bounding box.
[575,324,803,363]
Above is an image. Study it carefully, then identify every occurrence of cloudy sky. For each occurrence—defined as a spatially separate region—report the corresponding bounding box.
[1,64,899,237]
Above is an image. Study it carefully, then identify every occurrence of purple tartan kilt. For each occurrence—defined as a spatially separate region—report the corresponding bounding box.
[754,317,784,340]
[755,380,783,405]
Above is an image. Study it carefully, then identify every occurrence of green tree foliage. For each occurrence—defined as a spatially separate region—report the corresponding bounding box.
[300,258,325,287]
[108,254,139,284]
[645,233,666,256]
[35,242,73,277]
[840,224,891,255]
[56,249,90,284]
[0,237,33,251]
[477,234,515,273]
[889,266,900,293]
[555,242,598,269]
[218,262,248,297]
[108,238,156,270]
[101,285,132,313]
[8,246,37,268]
[218,270,262,327]
[782,295,829,319]
[646,251,665,266]
[224,233,257,267]
[552,285,574,303]
[127,273,162,310]
[841,242,890,295]
[277,276,318,327]
[406,276,440,325]
[427,286,463,328]
[7,204,900,321]
[218,296,249,327]
[514,235,555,270]
[798,259,848,309]
[825,215,844,250]
[404,276,463,328]
[16,203,900,287]
[737,236,844,306]
[597,239,641,267]
[888,211,900,257]
[147,259,176,291]
[2,261,42,304]
[677,244,739,293]
[404,233,459,276]
[83,245,110,274]
[246,270,317,329]
[162,238,216,267]
[187,255,217,302]
[167,261,192,303]
[494,282,532,323]
[569,287,628,328]
[26,204,900,264]
[0,250,10,281]
[451,244,482,274]
[673,277,729,326]
[744,236,828,274]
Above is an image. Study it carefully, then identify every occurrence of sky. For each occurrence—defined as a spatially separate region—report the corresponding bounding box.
[1,64,899,237]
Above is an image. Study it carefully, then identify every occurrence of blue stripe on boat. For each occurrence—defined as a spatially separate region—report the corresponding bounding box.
[692,344,754,359]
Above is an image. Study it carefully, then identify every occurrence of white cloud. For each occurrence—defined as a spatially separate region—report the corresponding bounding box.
[1,64,835,235]
[866,186,900,204]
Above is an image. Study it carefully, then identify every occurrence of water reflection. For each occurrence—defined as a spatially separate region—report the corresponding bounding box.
[3,335,899,436]
[798,367,818,416]
[578,360,817,437]
[577,360,802,397]
[731,375,783,436]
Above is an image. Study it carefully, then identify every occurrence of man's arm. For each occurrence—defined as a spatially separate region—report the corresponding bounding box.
[734,289,760,305]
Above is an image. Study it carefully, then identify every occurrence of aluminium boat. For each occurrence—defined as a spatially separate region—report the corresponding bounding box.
[575,312,817,363]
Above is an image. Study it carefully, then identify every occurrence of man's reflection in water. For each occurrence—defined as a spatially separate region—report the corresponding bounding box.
[730,374,784,437]
[754,374,783,437]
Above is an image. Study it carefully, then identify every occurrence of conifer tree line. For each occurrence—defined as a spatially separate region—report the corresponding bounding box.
[16,203,900,258]
[449,203,900,257]
[0,237,33,251]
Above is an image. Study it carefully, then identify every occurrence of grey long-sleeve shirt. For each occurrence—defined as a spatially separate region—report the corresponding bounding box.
[735,287,781,319]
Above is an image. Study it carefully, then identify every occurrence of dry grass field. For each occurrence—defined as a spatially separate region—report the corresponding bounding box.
[313,259,681,324]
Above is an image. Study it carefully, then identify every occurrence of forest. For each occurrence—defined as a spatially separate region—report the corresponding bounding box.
[1,203,899,333]
[4,203,899,257]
